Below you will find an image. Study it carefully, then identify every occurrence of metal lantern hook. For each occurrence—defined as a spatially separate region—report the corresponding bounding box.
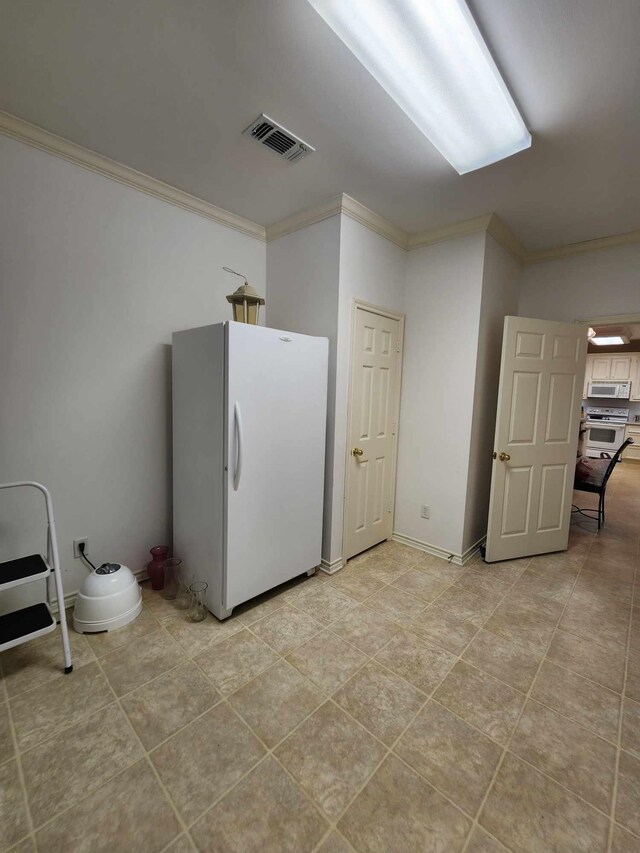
[222,267,248,284]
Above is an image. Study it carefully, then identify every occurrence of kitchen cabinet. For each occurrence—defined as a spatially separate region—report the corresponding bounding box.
[583,358,591,398]
[583,353,636,398]
[589,355,632,381]
[612,357,633,380]
[623,423,640,461]
[590,357,612,381]
[631,355,640,401]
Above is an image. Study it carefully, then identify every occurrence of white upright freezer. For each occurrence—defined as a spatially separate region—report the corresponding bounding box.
[172,322,328,619]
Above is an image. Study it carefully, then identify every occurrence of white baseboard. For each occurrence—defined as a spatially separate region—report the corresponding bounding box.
[319,557,344,575]
[392,532,485,566]
[50,567,149,617]
[461,536,486,564]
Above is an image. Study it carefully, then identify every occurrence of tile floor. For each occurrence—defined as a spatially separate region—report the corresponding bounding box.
[1,463,639,852]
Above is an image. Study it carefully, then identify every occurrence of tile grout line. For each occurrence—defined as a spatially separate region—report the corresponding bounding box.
[3,524,635,853]
[176,637,397,845]
[3,603,166,705]
[328,554,540,850]
[303,549,536,852]
[459,534,595,853]
[90,652,191,843]
[431,659,621,743]
[128,598,359,845]
[426,688,619,817]
[606,530,640,853]
[303,544,602,851]
[0,652,38,852]
[13,619,196,845]
[167,615,387,843]
[0,644,98,705]
[93,594,377,772]
[28,754,163,843]
[409,582,633,831]
[171,565,454,851]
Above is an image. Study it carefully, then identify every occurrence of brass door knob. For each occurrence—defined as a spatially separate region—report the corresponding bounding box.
[499,452,511,461]
[352,448,364,457]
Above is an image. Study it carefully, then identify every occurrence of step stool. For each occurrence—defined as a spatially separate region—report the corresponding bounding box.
[0,482,72,671]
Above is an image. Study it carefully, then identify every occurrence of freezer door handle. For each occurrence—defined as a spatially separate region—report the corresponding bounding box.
[233,401,243,491]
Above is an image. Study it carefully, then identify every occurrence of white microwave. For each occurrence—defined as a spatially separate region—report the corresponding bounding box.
[587,380,631,399]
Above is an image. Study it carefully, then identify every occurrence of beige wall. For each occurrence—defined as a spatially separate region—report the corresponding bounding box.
[0,134,266,609]
[267,213,406,568]
[333,217,406,565]
[4,127,571,597]
[269,222,524,564]
[519,243,640,322]
[462,236,521,554]
[394,232,487,557]
[266,216,341,567]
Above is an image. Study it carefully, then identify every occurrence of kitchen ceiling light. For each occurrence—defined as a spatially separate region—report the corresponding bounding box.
[591,336,629,346]
[306,0,531,174]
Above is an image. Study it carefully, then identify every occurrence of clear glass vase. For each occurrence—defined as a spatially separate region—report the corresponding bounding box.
[161,558,182,600]
[187,581,208,622]
[175,578,192,610]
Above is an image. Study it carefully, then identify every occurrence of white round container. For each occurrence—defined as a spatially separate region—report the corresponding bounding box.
[73,563,142,633]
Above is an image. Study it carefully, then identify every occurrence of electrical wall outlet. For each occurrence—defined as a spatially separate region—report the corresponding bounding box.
[420,505,430,519]
[73,537,88,558]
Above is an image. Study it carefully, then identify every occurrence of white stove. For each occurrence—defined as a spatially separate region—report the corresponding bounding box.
[584,406,629,457]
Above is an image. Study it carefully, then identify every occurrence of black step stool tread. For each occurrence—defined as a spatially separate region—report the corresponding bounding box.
[0,603,54,646]
[0,554,49,585]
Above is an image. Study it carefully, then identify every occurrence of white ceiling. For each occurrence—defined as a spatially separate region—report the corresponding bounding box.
[1,0,639,249]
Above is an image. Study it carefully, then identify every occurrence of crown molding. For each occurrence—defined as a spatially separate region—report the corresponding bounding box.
[576,312,640,326]
[266,198,528,264]
[340,195,409,248]
[525,228,640,265]
[264,194,344,243]
[406,212,528,264]
[406,213,492,251]
[486,214,528,264]
[265,193,408,248]
[3,109,637,265]
[265,194,640,267]
[0,110,266,241]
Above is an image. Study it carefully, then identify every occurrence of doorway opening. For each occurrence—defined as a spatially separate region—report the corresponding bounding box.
[572,312,640,531]
[578,313,640,459]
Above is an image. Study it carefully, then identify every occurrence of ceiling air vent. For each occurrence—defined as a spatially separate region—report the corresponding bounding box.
[242,114,315,163]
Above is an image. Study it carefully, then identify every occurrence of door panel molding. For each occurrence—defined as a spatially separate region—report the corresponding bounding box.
[486,316,587,562]
[343,299,404,563]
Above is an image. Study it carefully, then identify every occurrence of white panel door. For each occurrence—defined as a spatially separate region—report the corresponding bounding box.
[225,323,328,609]
[486,317,587,562]
[345,306,403,560]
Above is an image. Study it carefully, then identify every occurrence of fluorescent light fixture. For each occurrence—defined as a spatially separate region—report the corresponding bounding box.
[591,336,629,346]
[307,0,531,174]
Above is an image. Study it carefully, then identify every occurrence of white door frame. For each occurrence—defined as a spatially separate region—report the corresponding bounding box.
[342,299,405,566]
[576,312,640,326]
